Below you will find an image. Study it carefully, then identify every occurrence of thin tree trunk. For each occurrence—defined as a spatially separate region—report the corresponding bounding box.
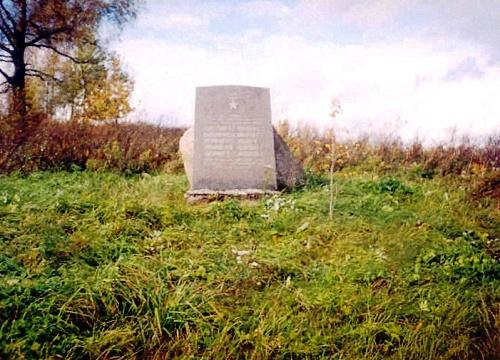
[69,103,75,122]
[329,131,337,219]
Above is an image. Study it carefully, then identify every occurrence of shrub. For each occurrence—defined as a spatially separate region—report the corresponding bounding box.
[276,120,499,176]
[0,119,185,174]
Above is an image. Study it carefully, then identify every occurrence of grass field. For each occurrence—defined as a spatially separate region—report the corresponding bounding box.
[0,167,498,359]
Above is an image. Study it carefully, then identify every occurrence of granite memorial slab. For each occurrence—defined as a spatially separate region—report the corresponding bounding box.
[192,85,277,190]
[181,85,304,202]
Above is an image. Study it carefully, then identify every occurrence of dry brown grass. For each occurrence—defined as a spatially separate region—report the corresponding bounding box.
[0,118,185,173]
[276,120,499,177]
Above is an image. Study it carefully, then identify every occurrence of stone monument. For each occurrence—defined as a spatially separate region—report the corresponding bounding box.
[181,85,304,202]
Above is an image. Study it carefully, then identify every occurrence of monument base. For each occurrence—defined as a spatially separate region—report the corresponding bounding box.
[185,189,279,204]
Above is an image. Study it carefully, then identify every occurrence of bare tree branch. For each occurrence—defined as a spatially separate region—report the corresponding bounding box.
[26,68,62,83]
[0,40,11,53]
[31,43,91,64]
[26,25,71,46]
[0,65,10,81]
[0,9,15,46]
[0,21,12,42]
[0,27,9,44]
[25,72,44,81]
[0,2,17,29]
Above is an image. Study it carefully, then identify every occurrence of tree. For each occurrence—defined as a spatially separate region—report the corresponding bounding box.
[27,41,133,124]
[0,0,138,129]
[53,43,133,123]
[84,56,133,124]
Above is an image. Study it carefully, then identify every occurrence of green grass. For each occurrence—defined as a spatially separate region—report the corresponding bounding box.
[0,168,498,359]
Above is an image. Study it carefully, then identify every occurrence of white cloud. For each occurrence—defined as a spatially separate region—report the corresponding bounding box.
[343,0,409,28]
[133,0,222,34]
[158,14,206,29]
[112,0,500,143]
[237,0,291,19]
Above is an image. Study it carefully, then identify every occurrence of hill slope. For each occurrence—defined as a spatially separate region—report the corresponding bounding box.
[0,169,498,359]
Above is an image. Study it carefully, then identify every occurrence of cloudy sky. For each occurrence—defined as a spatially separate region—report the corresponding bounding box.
[112,0,500,142]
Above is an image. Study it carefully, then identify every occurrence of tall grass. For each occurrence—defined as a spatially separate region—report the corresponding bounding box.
[0,168,498,359]
[276,120,499,177]
[0,117,498,358]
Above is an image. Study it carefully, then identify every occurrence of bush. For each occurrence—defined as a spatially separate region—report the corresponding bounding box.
[2,116,499,186]
[0,119,185,174]
[276,121,499,176]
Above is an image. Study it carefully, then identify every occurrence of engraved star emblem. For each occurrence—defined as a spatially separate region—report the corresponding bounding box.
[229,99,238,110]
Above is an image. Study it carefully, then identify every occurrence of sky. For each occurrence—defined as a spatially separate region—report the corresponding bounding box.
[112,0,500,143]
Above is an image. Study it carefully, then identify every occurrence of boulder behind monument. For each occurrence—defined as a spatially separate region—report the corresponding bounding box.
[272,129,305,190]
[179,127,304,191]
